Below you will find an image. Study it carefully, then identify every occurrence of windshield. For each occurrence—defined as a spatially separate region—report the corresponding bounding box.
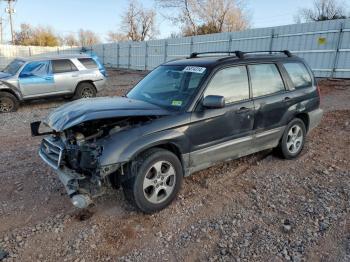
[127,65,207,110]
[2,59,25,75]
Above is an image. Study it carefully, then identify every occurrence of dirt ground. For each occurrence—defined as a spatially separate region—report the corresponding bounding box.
[0,69,349,262]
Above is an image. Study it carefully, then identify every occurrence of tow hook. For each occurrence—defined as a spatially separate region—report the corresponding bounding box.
[71,194,92,209]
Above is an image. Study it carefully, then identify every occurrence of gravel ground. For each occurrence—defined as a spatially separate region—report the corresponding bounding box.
[0,70,349,262]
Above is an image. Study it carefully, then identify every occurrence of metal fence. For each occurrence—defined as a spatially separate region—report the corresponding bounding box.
[0,45,81,69]
[91,19,350,79]
[0,19,349,78]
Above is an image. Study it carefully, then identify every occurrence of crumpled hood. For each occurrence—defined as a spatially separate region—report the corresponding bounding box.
[45,97,170,131]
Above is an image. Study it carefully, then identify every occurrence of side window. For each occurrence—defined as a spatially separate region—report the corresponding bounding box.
[249,64,285,97]
[78,58,98,69]
[52,59,78,74]
[19,61,50,78]
[284,62,312,89]
[204,66,249,104]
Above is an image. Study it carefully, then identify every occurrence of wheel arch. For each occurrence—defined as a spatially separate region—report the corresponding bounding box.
[75,80,97,93]
[295,112,310,132]
[137,142,184,165]
[0,88,21,101]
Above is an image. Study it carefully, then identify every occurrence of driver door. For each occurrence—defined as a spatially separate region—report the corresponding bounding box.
[188,65,255,171]
[19,60,55,97]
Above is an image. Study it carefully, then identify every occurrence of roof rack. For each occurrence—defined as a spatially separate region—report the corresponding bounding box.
[242,50,293,57]
[188,50,292,59]
[189,51,244,59]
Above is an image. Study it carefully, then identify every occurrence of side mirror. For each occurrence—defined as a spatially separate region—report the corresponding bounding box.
[202,95,225,109]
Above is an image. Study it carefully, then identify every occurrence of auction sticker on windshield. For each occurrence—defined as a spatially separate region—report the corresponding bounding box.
[171,100,183,106]
[183,66,206,74]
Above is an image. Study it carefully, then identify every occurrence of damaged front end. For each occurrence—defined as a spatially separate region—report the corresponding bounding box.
[31,97,170,208]
[33,115,162,209]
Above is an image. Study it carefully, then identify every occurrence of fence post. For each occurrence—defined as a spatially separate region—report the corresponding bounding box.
[128,43,131,69]
[57,47,60,55]
[145,42,148,70]
[190,37,194,55]
[102,44,105,65]
[331,22,344,79]
[164,40,168,63]
[228,35,233,52]
[28,47,32,56]
[116,43,120,68]
[269,29,275,53]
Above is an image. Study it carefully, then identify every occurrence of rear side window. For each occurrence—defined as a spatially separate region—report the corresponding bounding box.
[284,62,312,89]
[78,58,98,69]
[204,66,249,104]
[52,59,78,74]
[249,64,285,97]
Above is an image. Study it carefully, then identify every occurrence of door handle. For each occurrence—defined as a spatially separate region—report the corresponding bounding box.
[236,107,250,114]
[284,96,291,101]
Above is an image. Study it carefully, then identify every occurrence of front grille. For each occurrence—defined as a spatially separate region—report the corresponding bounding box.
[39,137,64,170]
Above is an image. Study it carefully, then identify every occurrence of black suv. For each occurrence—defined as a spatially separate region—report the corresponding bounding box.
[32,50,323,213]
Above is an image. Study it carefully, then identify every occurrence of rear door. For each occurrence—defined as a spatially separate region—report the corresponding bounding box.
[248,63,289,147]
[189,65,255,171]
[281,61,319,111]
[52,59,79,94]
[19,60,55,97]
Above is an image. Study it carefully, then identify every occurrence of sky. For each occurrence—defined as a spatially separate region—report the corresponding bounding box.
[0,0,326,42]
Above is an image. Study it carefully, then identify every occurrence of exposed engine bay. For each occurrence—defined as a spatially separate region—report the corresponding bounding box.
[62,116,155,175]
[32,115,162,208]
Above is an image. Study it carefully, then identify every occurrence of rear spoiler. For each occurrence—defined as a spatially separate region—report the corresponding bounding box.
[30,121,55,137]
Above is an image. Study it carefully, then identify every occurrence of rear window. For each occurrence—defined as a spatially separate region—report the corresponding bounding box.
[78,58,98,69]
[284,62,312,89]
[52,59,78,74]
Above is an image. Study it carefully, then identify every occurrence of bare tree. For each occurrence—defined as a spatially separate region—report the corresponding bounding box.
[156,0,249,36]
[64,33,79,46]
[107,31,128,42]
[14,24,59,46]
[14,23,33,45]
[297,0,348,22]
[156,0,199,36]
[78,29,101,46]
[121,0,158,41]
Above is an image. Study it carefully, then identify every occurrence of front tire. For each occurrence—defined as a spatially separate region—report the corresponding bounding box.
[278,118,306,159]
[122,148,183,213]
[0,92,19,113]
[74,82,97,99]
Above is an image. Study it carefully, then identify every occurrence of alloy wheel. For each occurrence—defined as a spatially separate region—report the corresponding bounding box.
[0,97,14,112]
[143,160,176,204]
[81,87,94,98]
[286,124,303,154]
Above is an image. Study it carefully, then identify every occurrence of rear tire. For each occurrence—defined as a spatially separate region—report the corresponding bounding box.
[74,82,96,99]
[0,92,19,113]
[278,118,306,159]
[122,148,183,213]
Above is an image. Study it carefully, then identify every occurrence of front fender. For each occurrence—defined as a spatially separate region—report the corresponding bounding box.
[0,82,22,100]
[98,127,191,167]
